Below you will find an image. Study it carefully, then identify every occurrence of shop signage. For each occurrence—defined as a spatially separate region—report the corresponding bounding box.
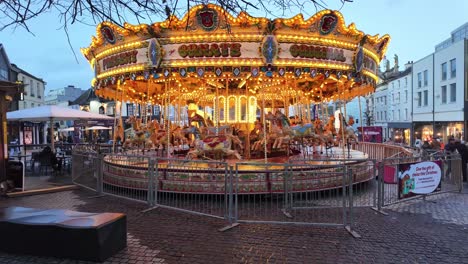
[398,161,442,199]
[177,43,241,58]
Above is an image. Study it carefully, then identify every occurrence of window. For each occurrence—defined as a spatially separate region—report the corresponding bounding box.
[127,104,134,116]
[37,83,41,98]
[384,96,387,105]
[423,70,428,86]
[405,90,408,103]
[392,110,394,121]
[398,110,400,121]
[417,72,422,88]
[405,108,408,120]
[450,83,456,102]
[442,62,447,80]
[31,103,34,108]
[23,101,27,109]
[397,92,400,103]
[417,92,422,107]
[384,111,387,121]
[30,80,34,97]
[405,77,408,87]
[450,59,456,78]
[441,85,447,104]
[423,90,428,106]
[0,68,7,80]
[398,80,400,88]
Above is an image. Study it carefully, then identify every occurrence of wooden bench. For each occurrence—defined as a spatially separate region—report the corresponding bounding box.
[0,206,127,262]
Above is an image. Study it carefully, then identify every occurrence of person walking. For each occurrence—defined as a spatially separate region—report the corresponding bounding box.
[444,138,456,178]
[454,139,468,182]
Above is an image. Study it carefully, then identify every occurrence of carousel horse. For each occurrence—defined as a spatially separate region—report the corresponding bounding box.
[271,123,293,150]
[114,117,124,143]
[186,133,243,160]
[337,114,359,144]
[123,116,155,150]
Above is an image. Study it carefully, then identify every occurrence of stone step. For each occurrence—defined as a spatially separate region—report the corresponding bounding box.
[6,185,79,198]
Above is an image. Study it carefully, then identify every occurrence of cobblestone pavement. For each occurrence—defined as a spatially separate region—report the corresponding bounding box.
[1,186,468,264]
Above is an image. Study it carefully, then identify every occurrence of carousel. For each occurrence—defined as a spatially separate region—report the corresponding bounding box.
[81,4,389,194]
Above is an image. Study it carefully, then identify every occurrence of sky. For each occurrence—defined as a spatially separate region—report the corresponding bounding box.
[0,0,467,95]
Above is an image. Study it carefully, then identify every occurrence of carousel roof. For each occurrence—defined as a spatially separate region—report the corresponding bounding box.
[81,4,390,105]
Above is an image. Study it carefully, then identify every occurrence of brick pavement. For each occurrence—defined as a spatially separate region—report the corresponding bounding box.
[1,187,468,264]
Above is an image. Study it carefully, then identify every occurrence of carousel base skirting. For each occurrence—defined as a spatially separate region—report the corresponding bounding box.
[101,148,373,194]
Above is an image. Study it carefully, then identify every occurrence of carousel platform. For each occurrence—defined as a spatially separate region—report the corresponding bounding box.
[101,147,373,194]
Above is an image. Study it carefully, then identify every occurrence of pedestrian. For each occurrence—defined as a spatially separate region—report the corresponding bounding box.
[454,139,468,182]
[431,138,441,150]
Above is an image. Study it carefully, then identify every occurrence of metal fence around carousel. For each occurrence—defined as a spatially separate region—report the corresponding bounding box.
[377,151,463,208]
[74,145,463,236]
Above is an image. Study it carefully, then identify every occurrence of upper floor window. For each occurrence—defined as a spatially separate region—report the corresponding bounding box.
[450,59,456,78]
[405,90,408,103]
[0,68,7,80]
[423,70,428,86]
[442,62,447,80]
[36,83,41,98]
[417,92,422,107]
[417,72,422,88]
[405,77,408,87]
[441,85,447,104]
[29,80,34,97]
[398,80,400,88]
[423,90,428,106]
[450,83,456,102]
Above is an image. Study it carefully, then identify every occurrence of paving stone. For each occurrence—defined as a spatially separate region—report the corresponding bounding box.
[1,187,468,263]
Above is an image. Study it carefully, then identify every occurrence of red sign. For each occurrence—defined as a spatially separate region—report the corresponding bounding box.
[358,126,383,143]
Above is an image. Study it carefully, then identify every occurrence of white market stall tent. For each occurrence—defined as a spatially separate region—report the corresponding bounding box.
[7,105,114,150]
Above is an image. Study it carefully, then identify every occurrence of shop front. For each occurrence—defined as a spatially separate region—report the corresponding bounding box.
[413,121,465,145]
[388,122,412,146]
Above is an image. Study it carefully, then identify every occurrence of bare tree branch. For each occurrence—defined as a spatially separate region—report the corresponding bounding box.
[0,0,351,33]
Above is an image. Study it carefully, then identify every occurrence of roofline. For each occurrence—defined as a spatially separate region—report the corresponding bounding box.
[0,44,12,69]
[10,63,46,84]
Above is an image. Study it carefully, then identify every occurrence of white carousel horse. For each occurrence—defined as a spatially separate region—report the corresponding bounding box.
[186,133,243,160]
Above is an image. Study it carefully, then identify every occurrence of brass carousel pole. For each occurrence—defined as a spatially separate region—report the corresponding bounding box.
[262,87,268,163]
[165,80,170,158]
[358,95,363,142]
[112,81,119,153]
[245,81,250,159]
[215,82,219,136]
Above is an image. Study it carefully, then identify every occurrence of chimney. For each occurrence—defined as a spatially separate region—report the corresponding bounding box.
[404,61,413,70]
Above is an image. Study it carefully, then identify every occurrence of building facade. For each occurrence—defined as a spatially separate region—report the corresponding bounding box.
[10,64,45,110]
[373,83,389,139]
[412,22,468,144]
[45,85,86,105]
[387,64,412,145]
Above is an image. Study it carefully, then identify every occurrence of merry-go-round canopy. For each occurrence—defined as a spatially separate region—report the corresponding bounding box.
[82,4,390,109]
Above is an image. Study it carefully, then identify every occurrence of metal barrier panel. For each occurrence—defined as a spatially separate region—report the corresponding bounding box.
[234,162,289,223]
[290,158,377,208]
[379,153,462,207]
[102,154,151,203]
[72,152,99,192]
[153,158,229,220]
[234,162,348,226]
